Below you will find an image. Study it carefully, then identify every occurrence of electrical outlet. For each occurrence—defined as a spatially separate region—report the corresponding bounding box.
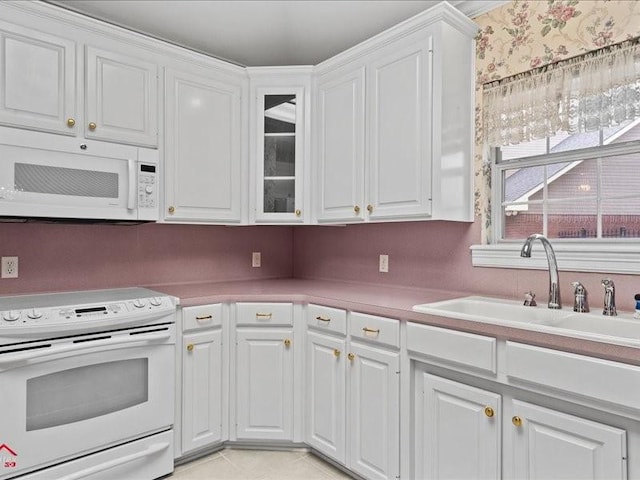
[379,254,389,273]
[252,252,261,268]
[1,256,18,278]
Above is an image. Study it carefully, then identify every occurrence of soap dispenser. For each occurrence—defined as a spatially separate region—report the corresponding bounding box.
[572,282,589,313]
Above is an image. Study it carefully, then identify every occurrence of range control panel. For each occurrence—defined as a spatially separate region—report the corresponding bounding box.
[0,296,170,328]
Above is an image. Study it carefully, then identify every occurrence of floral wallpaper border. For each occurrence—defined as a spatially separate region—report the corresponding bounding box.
[472,0,640,243]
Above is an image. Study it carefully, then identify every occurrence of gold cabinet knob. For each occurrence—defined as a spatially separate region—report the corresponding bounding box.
[67,118,76,127]
[484,406,495,418]
[347,353,355,361]
[295,209,301,217]
[168,206,175,215]
[333,349,341,358]
[354,205,360,214]
[367,204,373,213]
[186,344,194,352]
[284,339,291,347]
[88,122,97,131]
[512,416,523,427]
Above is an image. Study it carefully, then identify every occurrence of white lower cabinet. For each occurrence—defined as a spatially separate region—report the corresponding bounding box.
[348,341,400,480]
[418,373,501,479]
[509,400,627,480]
[306,330,347,462]
[414,372,628,480]
[235,328,294,440]
[182,329,223,452]
[180,304,225,456]
[306,306,400,480]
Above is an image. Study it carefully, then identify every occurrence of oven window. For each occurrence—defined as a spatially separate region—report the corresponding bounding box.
[26,358,148,431]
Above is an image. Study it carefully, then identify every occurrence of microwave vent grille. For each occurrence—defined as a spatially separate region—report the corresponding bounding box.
[15,163,119,198]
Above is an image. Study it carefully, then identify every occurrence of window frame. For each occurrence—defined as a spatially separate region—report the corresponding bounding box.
[471,135,640,274]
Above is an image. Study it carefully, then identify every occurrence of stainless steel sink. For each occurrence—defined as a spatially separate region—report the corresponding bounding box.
[413,296,640,348]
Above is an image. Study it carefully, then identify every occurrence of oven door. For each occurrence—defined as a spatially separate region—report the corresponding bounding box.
[0,326,175,479]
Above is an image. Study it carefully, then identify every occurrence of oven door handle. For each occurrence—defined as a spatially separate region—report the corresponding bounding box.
[58,441,170,480]
[0,331,171,367]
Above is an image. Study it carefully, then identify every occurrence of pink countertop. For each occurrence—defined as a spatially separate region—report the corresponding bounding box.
[148,278,640,367]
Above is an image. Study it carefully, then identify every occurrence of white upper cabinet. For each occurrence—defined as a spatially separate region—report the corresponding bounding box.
[314,3,478,223]
[0,9,159,148]
[164,67,244,223]
[85,46,158,147]
[315,67,366,222]
[0,20,76,136]
[248,68,311,224]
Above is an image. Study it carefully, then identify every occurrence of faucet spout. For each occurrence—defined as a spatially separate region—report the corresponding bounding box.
[520,234,561,309]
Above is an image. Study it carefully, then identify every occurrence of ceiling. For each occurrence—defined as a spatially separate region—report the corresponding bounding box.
[48,1,503,67]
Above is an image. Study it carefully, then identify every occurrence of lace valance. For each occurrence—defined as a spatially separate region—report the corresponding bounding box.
[483,39,640,146]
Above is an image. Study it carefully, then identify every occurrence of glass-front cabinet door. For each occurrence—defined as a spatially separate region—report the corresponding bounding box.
[255,87,305,222]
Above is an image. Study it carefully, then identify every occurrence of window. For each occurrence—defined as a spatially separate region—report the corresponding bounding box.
[494,119,640,241]
[472,40,640,273]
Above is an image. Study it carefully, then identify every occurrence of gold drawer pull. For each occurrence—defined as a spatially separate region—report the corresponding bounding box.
[295,209,301,217]
[256,312,273,319]
[67,118,76,127]
[362,327,380,334]
[354,205,360,214]
[186,344,194,352]
[512,416,523,427]
[195,315,213,321]
[334,349,341,358]
[347,353,355,361]
[316,316,331,322]
[367,204,373,213]
[168,206,175,214]
[484,406,495,418]
[284,338,291,347]
[88,122,97,130]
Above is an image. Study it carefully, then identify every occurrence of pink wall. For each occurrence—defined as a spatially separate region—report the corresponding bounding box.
[292,220,640,313]
[0,222,293,295]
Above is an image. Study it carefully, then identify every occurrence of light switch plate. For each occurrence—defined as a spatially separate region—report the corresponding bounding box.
[252,252,261,268]
[379,254,389,273]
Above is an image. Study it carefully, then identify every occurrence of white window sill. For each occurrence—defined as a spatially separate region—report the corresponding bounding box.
[470,242,640,274]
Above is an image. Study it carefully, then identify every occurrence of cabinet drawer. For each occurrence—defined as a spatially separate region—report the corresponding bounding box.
[182,304,222,332]
[349,312,399,348]
[307,304,346,335]
[506,342,640,411]
[407,322,497,374]
[236,302,293,326]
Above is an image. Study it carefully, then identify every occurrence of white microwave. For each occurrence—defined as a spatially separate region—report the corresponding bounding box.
[0,127,158,222]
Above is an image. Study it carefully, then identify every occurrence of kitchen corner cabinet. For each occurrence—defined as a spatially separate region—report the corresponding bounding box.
[0,16,158,147]
[164,67,244,223]
[314,3,477,223]
[233,303,297,441]
[248,68,311,224]
[305,306,400,480]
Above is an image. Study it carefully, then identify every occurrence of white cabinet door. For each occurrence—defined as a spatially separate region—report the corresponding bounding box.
[306,331,346,463]
[315,67,365,223]
[236,328,294,440]
[419,374,501,480]
[0,21,76,135]
[164,68,242,222]
[366,35,432,221]
[254,86,306,223]
[510,400,627,480]
[182,329,223,454]
[347,341,400,480]
[85,46,158,147]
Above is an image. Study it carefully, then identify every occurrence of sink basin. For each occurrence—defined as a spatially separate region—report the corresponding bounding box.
[413,296,640,348]
[552,315,640,340]
[413,296,573,325]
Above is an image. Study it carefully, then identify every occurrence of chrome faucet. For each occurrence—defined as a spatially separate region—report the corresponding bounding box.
[602,279,617,316]
[571,282,589,313]
[520,234,561,309]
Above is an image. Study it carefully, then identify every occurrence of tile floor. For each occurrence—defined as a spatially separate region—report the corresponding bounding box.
[171,448,353,479]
